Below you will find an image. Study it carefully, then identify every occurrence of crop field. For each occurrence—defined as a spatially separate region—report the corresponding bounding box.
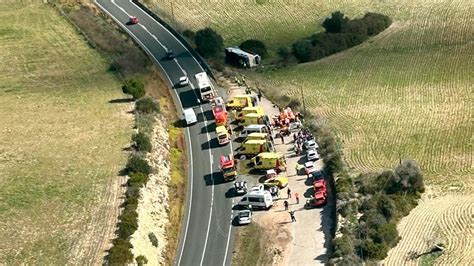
[0,3,131,264]
[151,0,474,264]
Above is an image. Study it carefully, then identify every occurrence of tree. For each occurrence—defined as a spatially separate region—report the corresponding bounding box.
[333,235,354,257]
[122,78,145,100]
[136,96,160,114]
[374,222,399,246]
[195,27,224,58]
[108,238,133,264]
[136,255,148,265]
[126,155,151,175]
[386,159,424,195]
[132,132,152,152]
[292,40,313,62]
[240,39,267,58]
[322,11,349,33]
[357,240,389,260]
[128,172,149,188]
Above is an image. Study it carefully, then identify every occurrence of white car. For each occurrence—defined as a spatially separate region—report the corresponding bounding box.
[179,76,189,86]
[304,161,316,175]
[234,181,247,195]
[250,184,264,193]
[304,139,318,150]
[306,149,320,161]
[238,209,252,225]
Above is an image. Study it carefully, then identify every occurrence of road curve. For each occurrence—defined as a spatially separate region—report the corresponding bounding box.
[94,1,236,265]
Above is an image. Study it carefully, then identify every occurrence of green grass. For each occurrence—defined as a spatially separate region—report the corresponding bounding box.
[0,3,131,263]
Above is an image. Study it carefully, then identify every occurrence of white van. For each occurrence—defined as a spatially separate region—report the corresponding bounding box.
[183,108,197,125]
[239,124,268,138]
[238,190,273,209]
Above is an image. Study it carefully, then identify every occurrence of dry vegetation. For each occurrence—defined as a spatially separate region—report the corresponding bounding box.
[150,0,474,264]
[0,2,132,264]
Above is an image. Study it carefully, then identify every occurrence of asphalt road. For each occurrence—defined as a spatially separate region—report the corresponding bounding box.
[95,1,236,265]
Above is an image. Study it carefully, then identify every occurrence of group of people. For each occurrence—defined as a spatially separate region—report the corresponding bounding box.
[282,187,299,222]
[293,128,314,155]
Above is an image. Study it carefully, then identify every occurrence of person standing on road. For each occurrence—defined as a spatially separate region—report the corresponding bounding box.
[289,210,296,222]
[257,89,262,102]
[287,187,291,199]
[295,192,300,204]
[283,200,289,210]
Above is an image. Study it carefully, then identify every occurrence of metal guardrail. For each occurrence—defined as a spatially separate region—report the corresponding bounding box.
[132,0,216,81]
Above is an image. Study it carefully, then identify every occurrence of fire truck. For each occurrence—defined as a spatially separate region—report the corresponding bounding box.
[220,154,237,181]
[211,97,228,126]
[195,72,215,102]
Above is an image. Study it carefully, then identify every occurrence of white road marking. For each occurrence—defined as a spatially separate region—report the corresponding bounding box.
[105,1,234,265]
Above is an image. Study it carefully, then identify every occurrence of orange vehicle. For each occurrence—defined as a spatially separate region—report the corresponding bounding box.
[220,154,237,181]
[212,97,228,126]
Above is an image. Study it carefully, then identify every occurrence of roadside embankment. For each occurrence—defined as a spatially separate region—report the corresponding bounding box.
[130,117,171,264]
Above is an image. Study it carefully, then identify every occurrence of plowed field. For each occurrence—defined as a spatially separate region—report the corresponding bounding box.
[150,0,474,263]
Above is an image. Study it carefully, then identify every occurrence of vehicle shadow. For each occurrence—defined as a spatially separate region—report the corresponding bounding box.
[178,89,200,108]
[201,122,216,134]
[201,137,219,150]
[304,187,314,198]
[203,171,228,186]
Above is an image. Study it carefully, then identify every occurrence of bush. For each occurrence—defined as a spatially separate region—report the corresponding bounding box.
[132,132,152,152]
[126,155,151,175]
[292,39,313,62]
[136,96,160,114]
[333,235,354,257]
[128,172,149,188]
[386,159,424,195]
[148,232,159,247]
[277,47,290,61]
[108,238,133,264]
[361,12,392,36]
[122,78,145,100]
[239,39,267,58]
[136,255,148,265]
[357,240,389,260]
[373,223,399,246]
[182,29,195,40]
[117,207,138,239]
[322,11,349,33]
[195,27,224,58]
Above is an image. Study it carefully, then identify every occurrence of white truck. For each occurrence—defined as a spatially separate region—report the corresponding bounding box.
[195,72,215,102]
[183,108,197,126]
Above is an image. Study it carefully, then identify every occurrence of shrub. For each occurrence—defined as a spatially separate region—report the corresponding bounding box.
[333,235,354,257]
[357,240,389,260]
[239,39,267,58]
[386,159,424,195]
[292,39,313,62]
[108,238,133,264]
[136,96,160,114]
[373,223,399,246]
[361,12,392,36]
[136,255,148,265]
[128,172,149,188]
[132,132,152,152]
[182,29,195,40]
[126,155,151,175]
[148,232,159,247]
[277,47,290,61]
[122,78,145,100]
[195,27,224,58]
[322,11,349,33]
[117,207,138,239]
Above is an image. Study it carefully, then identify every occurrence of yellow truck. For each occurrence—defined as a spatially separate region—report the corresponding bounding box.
[226,95,254,111]
[252,152,287,171]
[216,125,231,145]
[235,106,264,122]
[242,113,268,126]
[244,132,269,143]
[239,140,271,158]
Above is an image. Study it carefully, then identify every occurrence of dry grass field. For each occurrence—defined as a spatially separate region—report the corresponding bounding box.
[151,0,474,264]
[0,3,131,264]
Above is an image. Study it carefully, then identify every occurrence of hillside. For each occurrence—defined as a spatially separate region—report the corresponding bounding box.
[0,3,131,264]
[149,0,474,263]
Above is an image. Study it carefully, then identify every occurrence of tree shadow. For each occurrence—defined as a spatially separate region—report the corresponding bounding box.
[108,98,134,104]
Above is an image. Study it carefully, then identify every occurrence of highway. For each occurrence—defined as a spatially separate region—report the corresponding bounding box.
[95,1,236,265]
